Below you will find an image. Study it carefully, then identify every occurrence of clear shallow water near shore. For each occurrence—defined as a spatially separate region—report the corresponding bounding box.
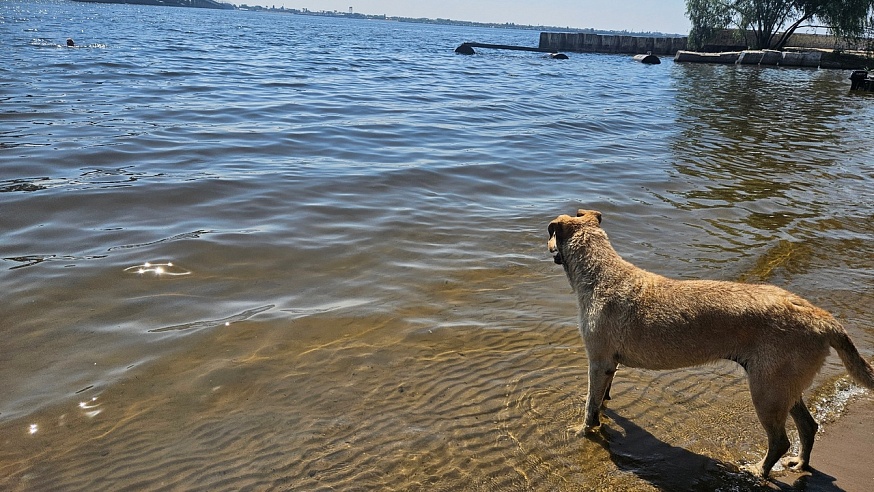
[2,0,873,489]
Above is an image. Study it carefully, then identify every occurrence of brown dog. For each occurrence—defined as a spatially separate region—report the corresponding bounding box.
[548,209,874,478]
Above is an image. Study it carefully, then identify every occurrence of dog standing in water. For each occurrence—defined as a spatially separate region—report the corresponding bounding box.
[547,209,874,478]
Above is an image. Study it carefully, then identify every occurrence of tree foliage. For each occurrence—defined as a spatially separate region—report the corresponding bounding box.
[685,0,874,50]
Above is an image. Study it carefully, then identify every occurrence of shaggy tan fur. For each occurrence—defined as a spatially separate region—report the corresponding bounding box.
[548,209,874,478]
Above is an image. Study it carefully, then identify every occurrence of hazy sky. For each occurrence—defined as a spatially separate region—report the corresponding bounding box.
[260,1,693,35]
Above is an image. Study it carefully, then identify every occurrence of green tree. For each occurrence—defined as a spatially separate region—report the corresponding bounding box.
[685,0,874,50]
[686,0,733,50]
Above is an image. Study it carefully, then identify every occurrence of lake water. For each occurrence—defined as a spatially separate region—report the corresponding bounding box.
[2,1,873,489]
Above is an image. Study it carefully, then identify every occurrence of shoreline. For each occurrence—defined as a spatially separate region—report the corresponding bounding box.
[771,392,874,491]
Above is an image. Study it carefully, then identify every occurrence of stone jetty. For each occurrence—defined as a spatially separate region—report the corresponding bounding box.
[538,32,687,56]
[459,30,868,69]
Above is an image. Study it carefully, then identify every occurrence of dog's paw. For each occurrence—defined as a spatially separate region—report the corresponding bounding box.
[740,461,787,480]
[567,423,599,437]
[780,456,812,474]
[568,423,587,436]
[739,462,766,479]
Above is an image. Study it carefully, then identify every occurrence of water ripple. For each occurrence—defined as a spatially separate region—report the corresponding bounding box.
[1,2,873,490]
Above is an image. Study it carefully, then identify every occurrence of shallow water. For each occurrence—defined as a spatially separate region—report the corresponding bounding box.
[1,1,873,489]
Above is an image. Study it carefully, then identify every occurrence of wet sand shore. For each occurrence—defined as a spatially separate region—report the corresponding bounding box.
[771,393,874,492]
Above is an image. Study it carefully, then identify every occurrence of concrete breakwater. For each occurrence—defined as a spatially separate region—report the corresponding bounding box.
[538,32,688,55]
[674,49,822,67]
[537,31,869,69]
[674,49,870,69]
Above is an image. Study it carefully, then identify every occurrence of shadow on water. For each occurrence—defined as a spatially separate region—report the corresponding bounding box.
[591,408,844,492]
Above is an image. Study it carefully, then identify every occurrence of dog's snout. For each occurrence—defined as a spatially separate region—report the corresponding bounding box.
[548,233,563,264]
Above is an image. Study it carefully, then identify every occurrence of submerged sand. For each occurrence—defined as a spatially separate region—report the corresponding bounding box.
[1,306,869,491]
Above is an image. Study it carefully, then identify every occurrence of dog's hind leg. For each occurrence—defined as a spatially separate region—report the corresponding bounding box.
[744,381,793,478]
[582,360,618,431]
[781,398,818,473]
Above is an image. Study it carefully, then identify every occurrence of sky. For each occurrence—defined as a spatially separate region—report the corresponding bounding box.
[257,1,693,35]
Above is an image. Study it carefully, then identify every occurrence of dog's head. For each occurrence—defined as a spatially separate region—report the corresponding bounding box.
[548,209,602,265]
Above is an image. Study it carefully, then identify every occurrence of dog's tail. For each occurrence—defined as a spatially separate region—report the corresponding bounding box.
[828,321,874,389]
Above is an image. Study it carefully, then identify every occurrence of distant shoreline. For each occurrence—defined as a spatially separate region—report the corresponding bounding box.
[68,0,684,37]
[72,0,234,9]
[248,7,686,38]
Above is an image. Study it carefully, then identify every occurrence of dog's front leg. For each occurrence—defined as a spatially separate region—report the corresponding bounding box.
[582,359,618,432]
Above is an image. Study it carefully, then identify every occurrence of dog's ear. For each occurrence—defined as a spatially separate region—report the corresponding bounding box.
[576,209,603,224]
[548,215,573,242]
[548,219,560,240]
